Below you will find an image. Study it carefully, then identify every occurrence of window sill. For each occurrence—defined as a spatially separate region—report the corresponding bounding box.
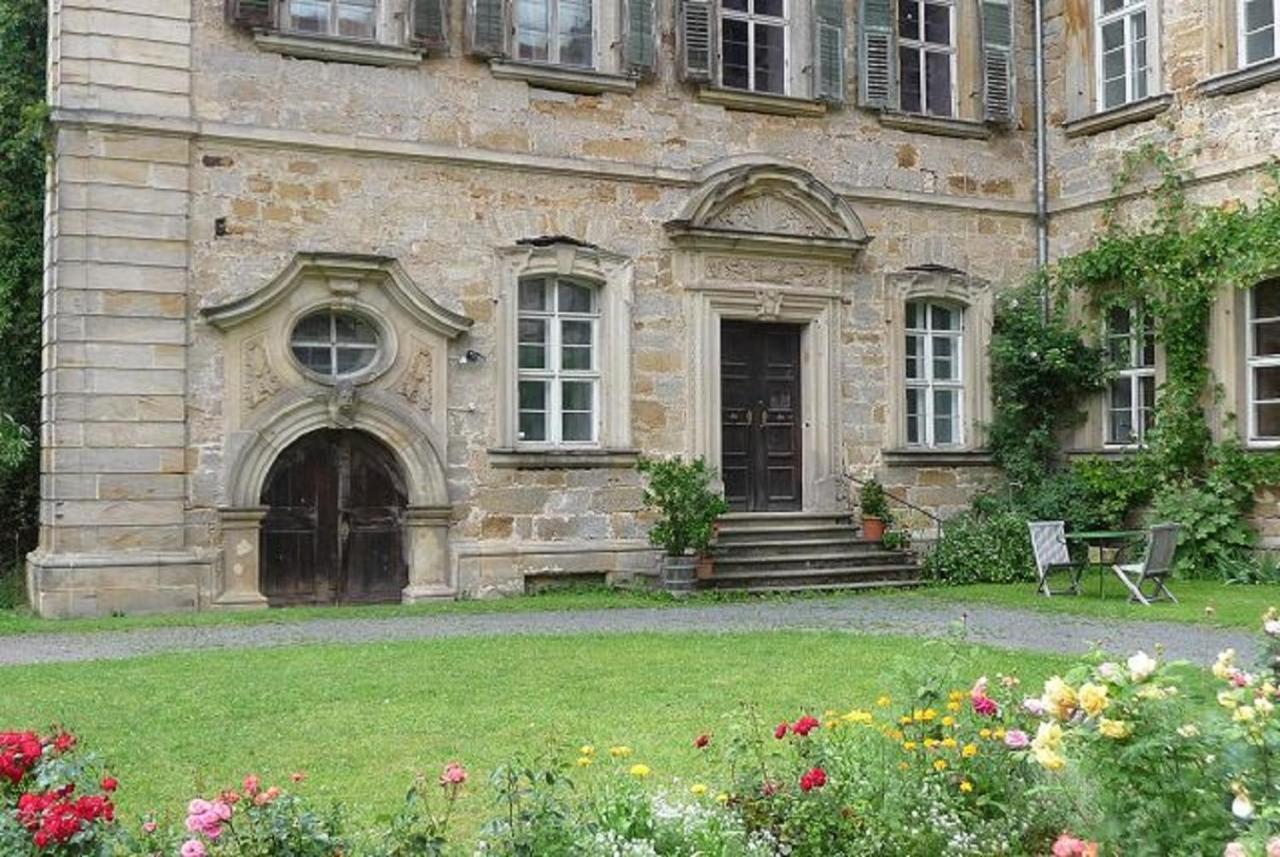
[254,32,423,67]
[695,87,828,117]
[1061,93,1173,138]
[877,112,992,140]
[489,60,638,95]
[488,448,641,469]
[882,449,995,467]
[1064,447,1145,459]
[1200,58,1280,97]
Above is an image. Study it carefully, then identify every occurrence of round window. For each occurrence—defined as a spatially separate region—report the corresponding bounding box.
[290,309,381,380]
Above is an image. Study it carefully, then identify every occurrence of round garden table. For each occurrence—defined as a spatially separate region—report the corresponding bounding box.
[1065,530,1145,598]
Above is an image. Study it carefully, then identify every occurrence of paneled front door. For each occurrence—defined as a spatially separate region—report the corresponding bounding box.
[720,321,803,512]
[260,429,408,606]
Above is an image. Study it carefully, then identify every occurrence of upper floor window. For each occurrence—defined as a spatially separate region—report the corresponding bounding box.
[1242,0,1278,65]
[516,0,595,67]
[517,277,600,445]
[1096,0,1150,109]
[1248,279,1280,442]
[1104,305,1155,445]
[720,0,789,94]
[897,0,955,117]
[284,0,378,39]
[905,299,963,447]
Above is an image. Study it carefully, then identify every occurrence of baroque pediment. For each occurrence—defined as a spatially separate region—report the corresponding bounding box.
[704,194,837,238]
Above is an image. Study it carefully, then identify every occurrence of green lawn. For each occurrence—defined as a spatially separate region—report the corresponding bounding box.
[0,631,1073,836]
[902,577,1280,630]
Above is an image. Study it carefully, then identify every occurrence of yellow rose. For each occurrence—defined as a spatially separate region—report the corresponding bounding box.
[1032,721,1064,753]
[1234,706,1257,723]
[690,783,708,796]
[1213,649,1237,681]
[609,746,633,758]
[1033,747,1066,771]
[1041,677,1078,720]
[1219,690,1241,709]
[962,743,978,758]
[1078,683,1110,718]
[628,764,651,779]
[1098,718,1132,739]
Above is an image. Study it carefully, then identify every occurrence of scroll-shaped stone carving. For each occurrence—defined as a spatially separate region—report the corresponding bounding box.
[328,381,358,428]
[704,256,829,287]
[706,194,834,237]
[241,335,282,412]
[396,348,434,412]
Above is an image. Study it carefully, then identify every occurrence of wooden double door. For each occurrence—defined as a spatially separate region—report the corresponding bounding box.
[720,321,803,512]
[260,429,408,606]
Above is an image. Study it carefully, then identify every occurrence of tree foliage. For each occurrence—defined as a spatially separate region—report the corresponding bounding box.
[0,0,47,561]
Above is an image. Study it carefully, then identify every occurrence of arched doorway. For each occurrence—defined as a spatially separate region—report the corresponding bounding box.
[260,429,408,606]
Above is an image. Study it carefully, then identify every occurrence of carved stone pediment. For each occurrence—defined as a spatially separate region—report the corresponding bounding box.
[705,194,837,238]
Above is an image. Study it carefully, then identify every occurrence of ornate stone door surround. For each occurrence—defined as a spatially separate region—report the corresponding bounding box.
[665,160,871,513]
[200,253,473,608]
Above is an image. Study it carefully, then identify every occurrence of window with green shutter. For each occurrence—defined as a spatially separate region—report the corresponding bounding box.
[226,0,276,28]
[981,0,1014,121]
[681,0,716,80]
[411,0,450,49]
[814,0,847,103]
[858,0,895,107]
[624,0,657,72]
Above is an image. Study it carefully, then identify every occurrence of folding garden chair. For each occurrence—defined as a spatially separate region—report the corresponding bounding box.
[1029,521,1083,597]
[1112,523,1180,605]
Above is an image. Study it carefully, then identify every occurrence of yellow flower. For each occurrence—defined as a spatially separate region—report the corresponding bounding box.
[948,690,965,703]
[1098,718,1132,739]
[1033,747,1066,771]
[947,701,962,713]
[962,743,978,758]
[690,783,708,797]
[826,719,841,729]
[715,792,730,805]
[898,761,910,771]
[843,709,873,724]
[1219,690,1241,709]
[921,708,938,722]
[579,745,595,756]
[993,728,1007,740]
[876,695,892,707]
[933,759,948,772]
[1032,721,1064,753]
[887,728,904,741]
[1041,677,1078,720]
[1234,706,1257,723]
[923,738,939,749]
[942,715,956,727]
[1213,649,1238,681]
[575,756,593,768]
[610,746,633,758]
[959,780,974,793]
[628,764,651,779]
[902,741,918,751]
[1078,683,1110,718]
[899,715,913,726]
[941,737,958,749]
[978,728,993,739]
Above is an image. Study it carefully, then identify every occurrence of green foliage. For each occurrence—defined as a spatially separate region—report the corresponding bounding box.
[0,0,47,552]
[637,456,729,557]
[0,563,23,611]
[858,478,891,521]
[922,509,1036,585]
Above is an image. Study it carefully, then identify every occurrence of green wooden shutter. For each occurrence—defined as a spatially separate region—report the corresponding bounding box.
[681,0,715,82]
[814,0,847,104]
[624,0,657,73]
[226,0,274,29]
[981,0,1014,122]
[468,0,507,57]
[858,0,895,108]
[411,0,450,50]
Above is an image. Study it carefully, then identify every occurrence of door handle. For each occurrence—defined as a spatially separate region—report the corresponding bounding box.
[338,512,351,545]
[744,410,753,426]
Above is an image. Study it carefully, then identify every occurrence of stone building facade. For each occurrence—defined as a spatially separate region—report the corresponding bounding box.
[26,0,1280,616]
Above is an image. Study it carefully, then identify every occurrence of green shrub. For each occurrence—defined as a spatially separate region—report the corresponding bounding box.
[0,563,23,610]
[636,456,728,557]
[859,479,891,521]
[922,510,1036,585]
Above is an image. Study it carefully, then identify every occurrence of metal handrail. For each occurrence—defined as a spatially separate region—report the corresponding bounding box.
[844,470,944,544]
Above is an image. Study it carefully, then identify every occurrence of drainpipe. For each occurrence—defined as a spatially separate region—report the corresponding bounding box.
[1033,0,1050,317]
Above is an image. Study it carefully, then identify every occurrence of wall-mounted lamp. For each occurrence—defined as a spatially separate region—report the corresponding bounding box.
[459,349,487,365]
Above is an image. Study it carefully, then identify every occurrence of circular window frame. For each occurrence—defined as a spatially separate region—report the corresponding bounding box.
[285,303,397,386]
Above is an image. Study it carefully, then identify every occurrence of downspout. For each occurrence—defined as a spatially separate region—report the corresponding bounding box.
[1033,0,1050,317]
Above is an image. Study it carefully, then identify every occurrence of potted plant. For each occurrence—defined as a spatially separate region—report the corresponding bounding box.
[860,478,892,542]
[637,456,729,593]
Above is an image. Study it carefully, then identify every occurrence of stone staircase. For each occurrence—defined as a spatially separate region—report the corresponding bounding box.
[700,512,922,593]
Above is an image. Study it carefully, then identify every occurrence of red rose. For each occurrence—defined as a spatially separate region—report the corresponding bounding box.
[799,767,827,792]
[52,732,76,754]
[774,723,788,740]
[243,774,261,795]
[694,733,711,749]
[792,716,820,737]
[100,776,118,792]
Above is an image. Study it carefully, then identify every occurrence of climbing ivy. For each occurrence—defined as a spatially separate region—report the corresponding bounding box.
[987,144,1280,577]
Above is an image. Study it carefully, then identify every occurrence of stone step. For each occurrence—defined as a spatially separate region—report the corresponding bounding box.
[712,536,888,555]
[710,551,914,572]
[714,527,865,544]
[716,513,854,533]
[700,565,921,590]
[712,579,923,594]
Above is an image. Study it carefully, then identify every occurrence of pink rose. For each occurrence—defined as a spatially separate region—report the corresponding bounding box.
[1023,698,1047,716]
[186,799,211,816]
[1053,835,1086,857]
[1267,838,1280,857]
[1004,729,1030,749]
[142,821,157,834]
[243,775,260,795]
[181,841,207,857]
[1225,843,1247,857]
[440,762,468,786]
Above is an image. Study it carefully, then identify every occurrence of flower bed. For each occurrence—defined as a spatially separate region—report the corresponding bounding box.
[11,618,1280,855]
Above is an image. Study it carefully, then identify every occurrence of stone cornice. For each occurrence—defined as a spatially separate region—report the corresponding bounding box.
[49,107,1037,217]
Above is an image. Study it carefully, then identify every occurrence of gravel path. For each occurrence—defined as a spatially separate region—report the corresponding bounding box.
[0,597,1256,668]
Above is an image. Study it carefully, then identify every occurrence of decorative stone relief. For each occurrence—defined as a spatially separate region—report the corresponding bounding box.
[754,288,785,320]
[396,348,434,412]
[706,194,835,237]
[241,335,282,412]
[327,382,359,428]
[704,256,830,287]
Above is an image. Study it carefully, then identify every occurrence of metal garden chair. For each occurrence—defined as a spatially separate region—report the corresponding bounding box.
[1029,520,1084,597]
[1112,523,1180,605]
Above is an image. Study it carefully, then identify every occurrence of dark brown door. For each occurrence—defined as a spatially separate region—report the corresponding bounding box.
[260,430,408,606]
[720,321,802,512]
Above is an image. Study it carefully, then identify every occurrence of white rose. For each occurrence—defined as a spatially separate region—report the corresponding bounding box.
[1128,651,1158,682]
[1266,619,1280,637]
[1098,662,1122,681]
[1233,794,1255,820]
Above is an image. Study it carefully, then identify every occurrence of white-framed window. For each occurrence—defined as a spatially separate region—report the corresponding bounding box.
[897,0,956,117]
[1241,0,1278,65]
[290,309,382,381]
[719,0,790,94]
[1095,0,1150,109]
[516,0,595,67]
[517,277,600,445]
[905,300,964,447]
[1248,279,1280,443]
[283,0,378,39]
[1104,305,1155,445]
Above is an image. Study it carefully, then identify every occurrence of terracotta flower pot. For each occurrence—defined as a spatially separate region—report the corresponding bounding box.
[695,555,715,580]
[862,516,887,542]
